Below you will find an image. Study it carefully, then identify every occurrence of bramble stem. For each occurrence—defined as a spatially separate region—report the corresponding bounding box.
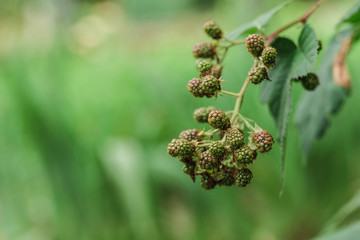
[220,90,238,97]
[265,0,326,46]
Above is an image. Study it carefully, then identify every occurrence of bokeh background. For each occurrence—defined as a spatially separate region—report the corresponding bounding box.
[1,0,360,239]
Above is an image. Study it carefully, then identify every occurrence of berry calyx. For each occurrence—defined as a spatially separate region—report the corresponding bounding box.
[199,151,217,170]
[245,34,265,57]
[225,128,245,150]
[193,106,216,123]
[204,20,223,40]
[167,139,196,158]
[179,129,201,141]
[192,42,216,58]
[235,168,253,187]
[261,47,277,68]
[248,67,268,85]
[187,78,204,97]
[234,146,257,165]
[200,173,216,190]
[299,72,320,91]
[202,75,221,98]
[208,110,231,130]
[208,141,226,159]
[252,130,274,153]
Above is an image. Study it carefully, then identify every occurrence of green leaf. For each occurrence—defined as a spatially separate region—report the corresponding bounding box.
[295,29,352,159]
[261,25,318,194]
[226,2,288,41]
[338,2,360,27]
[313,221,360,240]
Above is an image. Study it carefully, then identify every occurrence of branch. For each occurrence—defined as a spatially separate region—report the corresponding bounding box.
[265,0,326,46]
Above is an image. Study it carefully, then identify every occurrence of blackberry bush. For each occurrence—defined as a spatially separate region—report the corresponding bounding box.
[167,1,351,192]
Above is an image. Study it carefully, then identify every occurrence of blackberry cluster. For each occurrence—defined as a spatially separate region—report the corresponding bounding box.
[167,20,277,190]
[248,67,268,84]
[208,110,231,130]
[204,20,223,40]
[193,106,215,123]
[252,130,275,153]
[192,42,215,58]
[246,34,265,57]
[293,72,320,91]
[261,47,277,68]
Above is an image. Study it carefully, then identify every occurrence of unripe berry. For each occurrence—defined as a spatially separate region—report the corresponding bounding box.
[218,168,235,186]
[192,42,215,58]
[200,173,216,190]
[234,146,257,165]
[202,75,221,98]
[179,129,201,141]
[183,164,195,175]
[196,59,212,72]
[299,72,320,91]
[246,34,265,57]
[208,110,231,130]
[167,139,196,158]
[204,20,223,40]
[208,141,226,159]
[261,47,277,68]
[199,150,217,170]
[235,168,253,187]
[167,139,179,157]
[317,40,322,53]
[248,67,267,85]
[252,130,274,153]
[193,106,216,123]
[225,128,245,150]
[187,78,204,97]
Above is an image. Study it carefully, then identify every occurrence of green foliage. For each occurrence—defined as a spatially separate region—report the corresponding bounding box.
[261,25,318,192]
[226,2,288,41]
[313,221,360,240]
[338,2,360,27]
[295,29,352,158]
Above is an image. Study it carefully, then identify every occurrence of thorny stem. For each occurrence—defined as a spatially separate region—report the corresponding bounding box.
[265,0,326,46]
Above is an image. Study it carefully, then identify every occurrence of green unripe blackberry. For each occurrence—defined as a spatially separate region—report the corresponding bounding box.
[167,139,196,158]
[208,110,231,130]
[200,173,216,190]
[218,168,235,186]
[204,20,223,40]
[234,146,257,165]
[192,42,215,58]
[225,128,245,150]
[235,168,253,187]
[183,164,195,175]
[261,47,277,68]
[248,67,267,85]
[193,106,215,123]
[317,40,322,53]
[179,129,201,141]
[196,59,213,72]
[199,151,217,170]
[208,141,226,159]
[167,139,179,157]
[299,72,320,91]
[202,75,221,98]
[252,130,274,153]
[245,34,265,57]
[187,78,204,97]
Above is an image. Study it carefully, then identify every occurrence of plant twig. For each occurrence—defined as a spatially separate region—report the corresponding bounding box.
[265,0,326,46]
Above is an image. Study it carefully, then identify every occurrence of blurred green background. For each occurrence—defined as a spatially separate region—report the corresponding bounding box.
[1,0,360,239]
